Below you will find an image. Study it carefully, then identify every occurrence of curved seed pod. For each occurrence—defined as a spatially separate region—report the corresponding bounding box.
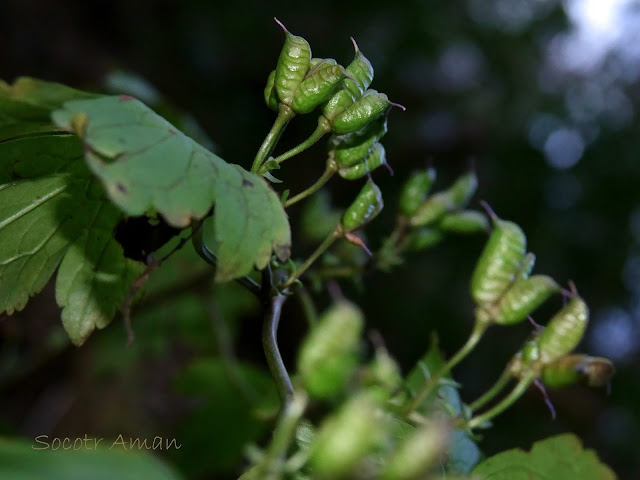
[470,216,527,306]
[330,117,388,167]
[292,64,347,114]
[308,392,385,477]
[408,227,444,251]
[408,191,452,227]
[538,296,589,364]
[322,88,356,122]
[297,301,363,399]
[274,19,312,107]
[309,57,338,70]
[331,89,393,134]
[491,275,560,325]
[449,170,478,205]
[517,252,536,280]
[439,210,489,234]
[398,167,436,217]
[263,70,279,111]
[341,179,384,232]
[338,142,386,180]
[542,354,615,389]
[344,37,374,98]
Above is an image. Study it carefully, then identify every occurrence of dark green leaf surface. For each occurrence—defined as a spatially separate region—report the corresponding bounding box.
[472,433,617,479]
[0,134,144,345]
[51,96,291,281]
[0,436,184,480]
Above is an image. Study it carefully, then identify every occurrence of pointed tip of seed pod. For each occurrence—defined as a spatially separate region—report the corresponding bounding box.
[479,200,498,221]
[389,101,407,111]
[567,280,579,297]
[344,232,372,256]
[350,36,360,53]
[384,161,394,176]
[274,17,288,33]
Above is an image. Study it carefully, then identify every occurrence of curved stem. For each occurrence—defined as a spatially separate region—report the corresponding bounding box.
[469,367,512,412]
[403,320,490,415]
[262,293,294,406]
[269,116,331,169]
[464,375,535,430]
[283,228,341,288]
[252,104,295,173]
[284,162,336,207]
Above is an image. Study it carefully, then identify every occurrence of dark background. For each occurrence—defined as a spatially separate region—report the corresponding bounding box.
[1,0,639,479]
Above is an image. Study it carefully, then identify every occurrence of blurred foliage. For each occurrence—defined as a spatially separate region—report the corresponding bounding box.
[1,0,639,479]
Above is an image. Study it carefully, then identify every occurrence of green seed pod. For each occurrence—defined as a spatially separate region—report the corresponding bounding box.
[470,216,526,306]
[366,348,403,393]
[309,57,338,70]
[344,37,374,98]
[329,116,388,167]
[322,88,356,122]
[381,423,448,480]
[408,191,452,227]
[398,167,436,217]
[274,19,312,107]
[449,170,478,205]
[407,227,444,251]
[338,142,387,180]
[341,179,384,232]
[538,296,589,364]
[292,64,347,114]
[517,252,536,280]
[439,210,489,234]
[331,89,392,135]
[509,338,542,377]
[264,70,279,111]
[490,275,560,325]
[308,392,385,478]
[297,301,363,399]
[541,354,615,389]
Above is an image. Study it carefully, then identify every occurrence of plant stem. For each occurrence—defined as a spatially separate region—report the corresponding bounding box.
[469,367,512,412]
[403,320,490,415]
[262,293,294,406]
[284,161,336,207]
[251,393,308,480]
[252,104,295,173]
[295,284,318,327]
[283,228,341,288]
[464,375,535,430]
[269,116,331,169]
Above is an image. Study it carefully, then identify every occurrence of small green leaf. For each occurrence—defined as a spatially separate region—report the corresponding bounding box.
[472,433,616,479]
[51,96,291,281]
[0,436,184,480]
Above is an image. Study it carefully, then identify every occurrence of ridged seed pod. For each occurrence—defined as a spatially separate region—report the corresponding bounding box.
[274,19,311,107]
[439,210,489,234]
[541,354,615,389]
[292,64,347,114]
[470,216,526,306]
[490,275,560,325]
[343,38,374,98]
[331,89,391,135]
[408,191,452,227]
[264,70,279,111]
[398,168,436,217]
[538,296,589,364]
[330,117,388,167]
[297,301,363,399]
[449,170,478,205]
[338,142,387,180]
[341,179,384,232]
[517,252,536,280]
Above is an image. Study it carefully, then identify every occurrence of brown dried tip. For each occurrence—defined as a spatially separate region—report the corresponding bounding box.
[274,17,288,32]
[350,37,360,53]
[389,101,407,111]
[479,200,498,221]
[344,232,372,256]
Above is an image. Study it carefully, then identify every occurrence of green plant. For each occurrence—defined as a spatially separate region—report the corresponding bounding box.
[0,19,617,480]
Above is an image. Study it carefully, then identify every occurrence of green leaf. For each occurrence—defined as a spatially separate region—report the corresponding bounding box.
[0,436,184,480]
[472,433,617,479]
[51,96,291,281]
[0,134,144,345]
